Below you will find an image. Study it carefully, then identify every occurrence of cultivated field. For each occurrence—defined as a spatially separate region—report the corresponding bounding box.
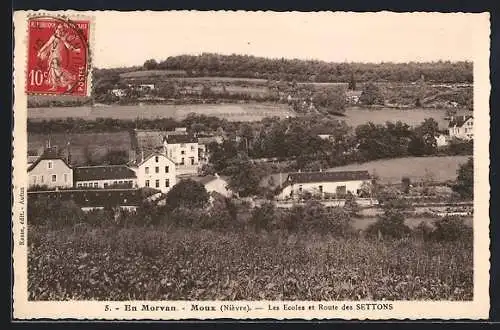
[28,226,473,301]
[28,103,294,122]
[351,216,473,231]
[28,132,132,165]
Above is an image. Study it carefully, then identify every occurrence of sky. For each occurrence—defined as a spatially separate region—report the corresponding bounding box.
[89,11,488,68]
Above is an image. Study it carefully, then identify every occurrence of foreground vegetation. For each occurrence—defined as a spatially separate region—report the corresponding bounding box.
[28,179,473,301]
[28,226,472,301]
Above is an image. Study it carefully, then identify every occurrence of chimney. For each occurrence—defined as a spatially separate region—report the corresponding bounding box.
[141,150,144,163]
[129,149,136,163]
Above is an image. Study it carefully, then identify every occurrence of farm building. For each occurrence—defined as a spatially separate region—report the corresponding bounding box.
[448,115,473,140]
[276,170,371,200]
[74,165,137,189]
[28,147,73,189]
[128,152,177,194]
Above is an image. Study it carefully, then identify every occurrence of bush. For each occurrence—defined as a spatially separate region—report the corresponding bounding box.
[432,216,473,242]
[366,210,411,239]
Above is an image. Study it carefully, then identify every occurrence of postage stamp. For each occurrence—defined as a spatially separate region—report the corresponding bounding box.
[25,15,92,96]
[12,10,491,320]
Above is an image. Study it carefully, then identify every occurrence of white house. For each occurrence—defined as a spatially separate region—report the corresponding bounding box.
[434,134,450,147]
[277,170,371,200]
[28,147,73,189]
[129,152,177,193]
[191,174,232,198]
[74,165,137,189]
[162,134,200,177]
[448,115,473,140]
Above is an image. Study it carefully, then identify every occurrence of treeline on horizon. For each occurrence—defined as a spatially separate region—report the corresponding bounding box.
[94,53,473,84]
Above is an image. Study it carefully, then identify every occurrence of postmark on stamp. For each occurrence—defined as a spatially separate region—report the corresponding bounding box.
[26,15,92,96]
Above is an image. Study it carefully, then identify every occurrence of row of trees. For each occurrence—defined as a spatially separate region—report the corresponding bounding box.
[28,178,472,243]
[139,54,473,83]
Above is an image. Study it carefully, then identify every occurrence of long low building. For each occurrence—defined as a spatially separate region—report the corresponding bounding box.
[277,170,372,200]
[28,188,144,211]
[74,165,137,189]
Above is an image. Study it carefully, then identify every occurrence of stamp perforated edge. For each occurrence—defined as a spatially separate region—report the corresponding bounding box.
[24,11,95,97]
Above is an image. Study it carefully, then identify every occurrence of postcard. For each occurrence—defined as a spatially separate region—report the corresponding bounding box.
[12,10,491,320]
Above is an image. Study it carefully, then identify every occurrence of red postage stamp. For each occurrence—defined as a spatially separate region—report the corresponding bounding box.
[26,16,91,96]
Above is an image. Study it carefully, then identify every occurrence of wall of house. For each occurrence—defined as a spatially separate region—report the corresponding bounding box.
[449,119,473,140]
[164,142,200,176]
[134,155,177,193]
[205,178,231,197]
[28,159,73,188]
[277,180,367,200]
[75,178,137,189]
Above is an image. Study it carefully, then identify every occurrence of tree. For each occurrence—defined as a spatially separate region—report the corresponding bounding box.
[143,59,158,70]
[348,71,356,90]
[453,157,473,199]
[226,157,261,197]
[344,192,360,217]
[101,149,128,165]
[165,179,210,211]
[313,87,346,115]
[359,82,384,105]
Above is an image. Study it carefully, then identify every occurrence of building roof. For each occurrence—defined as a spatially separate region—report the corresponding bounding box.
[27,189,143,207]
[448,115,473,128]
[128,151,175,168]
[164,134,198,144]
[27,147,71,172]
[74,165,137,182]
[286,170,371,185]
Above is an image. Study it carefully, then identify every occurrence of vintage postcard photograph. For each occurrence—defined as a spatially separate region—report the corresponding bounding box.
[12,10,490,320]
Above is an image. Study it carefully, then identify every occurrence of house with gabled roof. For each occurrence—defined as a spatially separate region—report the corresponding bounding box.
[128,152,177,194]
[276,170,371,200]
[28,147,73,189]
[448,115,473,140]
[162,133,200,177]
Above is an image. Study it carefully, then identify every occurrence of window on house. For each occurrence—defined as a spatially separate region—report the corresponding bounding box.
[119,181,123,184]
[165,166,169,173]
[41,176,44,183]
[64,174,68,182]
[83,183,88,187]
[155,179,160,188]
[51,174,57,182]
[145,180,150,187]
[181,150,185,155]
[145,167,150,174]
[299,185,303,192]
[319,185,323,193]
[155,156,159,162]
[104,183,108,188]
[94,183,98,188]
[77,183,82,188]
[155,166,159,173]
[180,158,185,165]
[190,157,195,165]
[165,179,170,187]
[48,161,53,169]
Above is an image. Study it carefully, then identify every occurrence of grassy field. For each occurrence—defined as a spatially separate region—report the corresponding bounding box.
[263,156,469,189]
[28,226,473,301]
[326,156,470,184]
[341,107,471,130]
[28,132,132,165]
[28,103,294,122]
